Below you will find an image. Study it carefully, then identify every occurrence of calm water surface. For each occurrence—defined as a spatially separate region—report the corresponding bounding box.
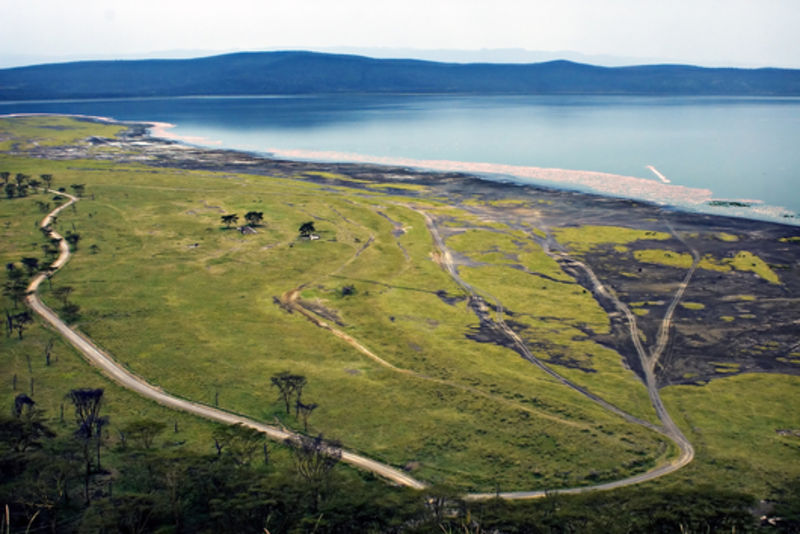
[2,95,798,223]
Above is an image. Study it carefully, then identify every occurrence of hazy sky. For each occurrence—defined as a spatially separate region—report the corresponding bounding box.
[2,0,799,67]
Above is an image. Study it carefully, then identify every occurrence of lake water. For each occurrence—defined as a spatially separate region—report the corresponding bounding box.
[2,95,799,224]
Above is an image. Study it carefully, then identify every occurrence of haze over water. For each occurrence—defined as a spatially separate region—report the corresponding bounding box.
[2,95,798,223]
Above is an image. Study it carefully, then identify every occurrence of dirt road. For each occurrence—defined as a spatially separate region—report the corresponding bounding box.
[25,193,426,491]
[27,192,693,500]
[416,209,695,498]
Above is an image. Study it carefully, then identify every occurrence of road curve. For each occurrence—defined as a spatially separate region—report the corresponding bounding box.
[25,191,426,491]
[416,208,695,499]
[26,192,695,501]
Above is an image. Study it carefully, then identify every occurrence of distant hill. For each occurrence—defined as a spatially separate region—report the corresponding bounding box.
[1,50,799,100]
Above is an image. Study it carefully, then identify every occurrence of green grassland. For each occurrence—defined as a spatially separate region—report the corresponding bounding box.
[0,194,297,468]
[634,248,780,283]
[552,225,672,252]
[0,150,668,491]
[661,373,800,496]
[0,115,126,151]
[2,117,799,499]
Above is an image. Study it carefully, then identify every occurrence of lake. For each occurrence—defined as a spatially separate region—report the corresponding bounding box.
[2,95,798,224]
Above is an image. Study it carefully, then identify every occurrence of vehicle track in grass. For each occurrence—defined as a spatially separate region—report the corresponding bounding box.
[415,208,695,499]
[28,192,693,500]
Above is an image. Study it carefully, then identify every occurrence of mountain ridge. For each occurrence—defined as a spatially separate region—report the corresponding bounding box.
[1,50,799,100]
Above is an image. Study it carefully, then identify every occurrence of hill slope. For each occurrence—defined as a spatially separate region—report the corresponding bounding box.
[1,50,799,99]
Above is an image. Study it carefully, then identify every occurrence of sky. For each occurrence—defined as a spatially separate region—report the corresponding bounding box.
[1,0,799,68]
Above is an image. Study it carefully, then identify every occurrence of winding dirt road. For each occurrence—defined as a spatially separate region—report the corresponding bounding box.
[415,209,695,499]
[26,192,695,501]
[25,192,426,490]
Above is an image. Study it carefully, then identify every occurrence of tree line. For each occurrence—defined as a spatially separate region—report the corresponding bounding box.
[2,381,793,532]
[3,174,84,335]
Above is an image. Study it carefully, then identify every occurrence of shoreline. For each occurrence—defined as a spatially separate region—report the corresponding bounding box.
[2,112,797,227]
[134,116,796,227]
[137,119,797,228]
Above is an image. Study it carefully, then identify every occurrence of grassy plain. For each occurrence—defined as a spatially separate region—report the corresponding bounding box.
[0,194,281,464]
[0,143,668,491]
[0,115,125,151]
[2,116,799,499]
[661,373,800,497]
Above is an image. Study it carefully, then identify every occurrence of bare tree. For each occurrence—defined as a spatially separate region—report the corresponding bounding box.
[296,401,318,432]
[44,338,54,366]
[65,388,105,503]
[270,372,307,415]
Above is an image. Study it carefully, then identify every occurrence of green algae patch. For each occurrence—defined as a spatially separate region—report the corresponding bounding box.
[680,302,705,311]
[634,249,695,269]
[715,232,739,242]
[634,248,779,283]
[553,225,671,253]
[727,251,780,284]
[722,294,756,302]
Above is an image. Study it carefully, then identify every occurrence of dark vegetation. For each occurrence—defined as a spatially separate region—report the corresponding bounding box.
[2,172,82,326]
[3,388,797,533]
[1,51,800,100]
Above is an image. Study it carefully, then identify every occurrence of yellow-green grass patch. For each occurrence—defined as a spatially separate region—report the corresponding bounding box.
[553,225,671,253]
[661,373,800,497]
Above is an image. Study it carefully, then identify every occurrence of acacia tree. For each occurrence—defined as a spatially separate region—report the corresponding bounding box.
[5,394,54,453]
[244,211,264,227]
[120,419,166,450]
[10,311,32,339]
[69,184,85,197]
[3,279,29,309]
[221,214,238,228]
[285,434,342,511]
[298,221,316,237]
[65,231,80,250]
[211,424,265,466]
[0,171,9,185]
[65,388,105,504]
[270,372,307,415]
[296,401,318,432]
[21,257,39,276]
[40,174,53,189]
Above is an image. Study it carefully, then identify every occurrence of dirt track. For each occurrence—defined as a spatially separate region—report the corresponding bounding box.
[27,191,696,501]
